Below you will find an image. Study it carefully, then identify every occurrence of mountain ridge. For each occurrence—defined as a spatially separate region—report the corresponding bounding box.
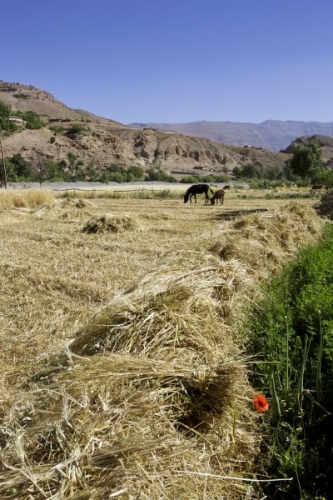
[128,119,333,152]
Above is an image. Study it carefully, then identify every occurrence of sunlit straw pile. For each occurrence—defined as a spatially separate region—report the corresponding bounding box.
[82,213,140,233]
[0,201,325,499]
[33,198,93,220]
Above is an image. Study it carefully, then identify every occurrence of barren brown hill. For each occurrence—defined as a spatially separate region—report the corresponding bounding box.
[1,81,289,176]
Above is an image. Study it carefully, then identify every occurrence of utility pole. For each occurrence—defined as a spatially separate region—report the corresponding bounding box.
[0,138,7,189]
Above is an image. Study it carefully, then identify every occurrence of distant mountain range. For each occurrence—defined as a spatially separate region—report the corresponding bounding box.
[128,120,333,152]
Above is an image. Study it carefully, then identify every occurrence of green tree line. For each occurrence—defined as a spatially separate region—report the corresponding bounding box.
[2,154,148,184]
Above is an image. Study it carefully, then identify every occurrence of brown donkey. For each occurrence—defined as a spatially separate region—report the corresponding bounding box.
[210,189,225,205]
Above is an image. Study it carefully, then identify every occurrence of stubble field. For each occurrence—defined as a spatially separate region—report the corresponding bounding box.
[0,187,325,499]
[1,189,309,382]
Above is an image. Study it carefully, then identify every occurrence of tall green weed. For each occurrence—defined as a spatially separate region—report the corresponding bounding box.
[247,224,333,499]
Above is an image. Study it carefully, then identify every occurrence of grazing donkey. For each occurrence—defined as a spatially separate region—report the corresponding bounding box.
[311,184,324,193]
[210,189,225,205]
[184,184,214,203]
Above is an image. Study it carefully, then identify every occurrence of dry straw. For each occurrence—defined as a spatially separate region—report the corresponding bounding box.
[32,198,94,220]
[82,213,140,233]
[0,189,55,210]
[0,201,324,499]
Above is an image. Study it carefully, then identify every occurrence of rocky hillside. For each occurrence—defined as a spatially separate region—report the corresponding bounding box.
[130,120,333,152]
[0,81,292,177]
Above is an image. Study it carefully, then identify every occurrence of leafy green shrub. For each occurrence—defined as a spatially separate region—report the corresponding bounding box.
[66,123,87,136]
[248,178,294,189]
[5,153,34,181]
[201,173,230,183]
[49,125,64,134]
[233,163,264,179]
[316,168,333,189]
[0,101,18,133]
[13,93,29,99]
[180,174,231,184]
[127,165,143,180]
[247,224,333,499]
[145,166,177,182]
[288,140,322,182]
[21,110,44,129]
[180,175,200,183]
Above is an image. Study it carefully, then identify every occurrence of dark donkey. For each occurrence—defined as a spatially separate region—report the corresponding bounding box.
[184,184,214,203]
[210,189,225,205]
[311,184,324,193]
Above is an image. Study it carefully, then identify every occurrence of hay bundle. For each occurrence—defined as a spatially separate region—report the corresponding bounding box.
[32,201,93,220]
[69,250,250,359]
[0,354,256,500]
[75,198,92,208]
[210,202,323,280]
[315,189,333,219]
[0,249,258,499]
[32,203,62,218]
[82,213,140,233]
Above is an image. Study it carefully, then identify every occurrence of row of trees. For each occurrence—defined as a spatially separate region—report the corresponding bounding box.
[3,154,147,185]
[2,154,236,185]
[3,144,333,187]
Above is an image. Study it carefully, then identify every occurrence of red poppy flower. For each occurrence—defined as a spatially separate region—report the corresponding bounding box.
[253,394,269,412]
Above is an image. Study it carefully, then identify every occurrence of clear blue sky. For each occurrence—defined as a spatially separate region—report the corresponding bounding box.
[2,0,333,124]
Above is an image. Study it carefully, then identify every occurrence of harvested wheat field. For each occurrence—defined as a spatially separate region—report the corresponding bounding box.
[0,188,326,499]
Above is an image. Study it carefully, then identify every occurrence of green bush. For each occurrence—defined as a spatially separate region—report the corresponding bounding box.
[201,173,230,183]
[180,175,200,183]
[5,153,34,181]
[316,168,333,189]
[21,111,44,129]
[145,166,177,182]
[180,174,231,184]
[13,93,29,99]
[233,163,264,179]
[127,165,143,180]
[247,224,333,499]
[66,123,87,136]
[0,101,18,133]
[248,178,291,189]
[49,125,64,134]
